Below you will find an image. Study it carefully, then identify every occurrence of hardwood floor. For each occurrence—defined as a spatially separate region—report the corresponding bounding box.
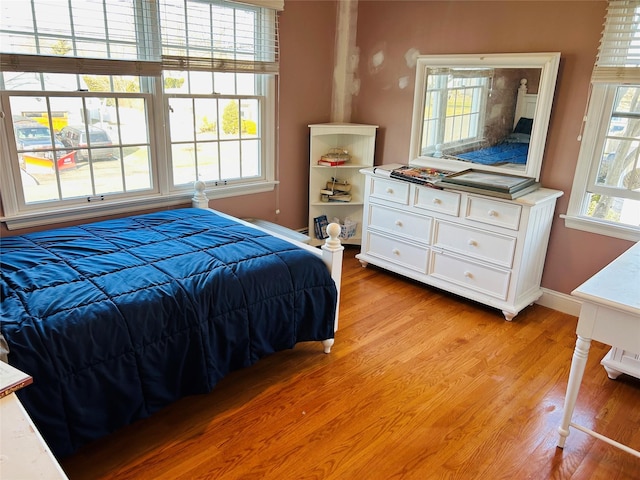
[61,246,640,480]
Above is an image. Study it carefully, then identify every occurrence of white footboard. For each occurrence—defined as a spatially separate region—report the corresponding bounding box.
[192,182,344,349]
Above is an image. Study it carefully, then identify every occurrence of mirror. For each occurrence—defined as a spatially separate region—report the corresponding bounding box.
[408,53,560,181]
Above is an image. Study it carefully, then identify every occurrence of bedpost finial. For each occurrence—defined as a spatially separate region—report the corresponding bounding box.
[324,222,342,249]
[192,180,209,209]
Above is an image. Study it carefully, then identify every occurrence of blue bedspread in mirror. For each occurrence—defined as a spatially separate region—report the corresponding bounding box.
[453,141,529,165]
[0,208,337,458]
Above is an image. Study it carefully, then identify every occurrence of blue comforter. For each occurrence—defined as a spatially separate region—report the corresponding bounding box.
[454,142,529,165]
[0,208,337,458]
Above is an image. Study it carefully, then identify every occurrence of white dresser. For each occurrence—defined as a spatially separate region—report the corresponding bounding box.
[356,168,563,320]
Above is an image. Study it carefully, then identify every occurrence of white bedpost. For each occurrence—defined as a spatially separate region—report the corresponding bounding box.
[514,78,528,129]
[321,222,344,353]
[192,181,209,209]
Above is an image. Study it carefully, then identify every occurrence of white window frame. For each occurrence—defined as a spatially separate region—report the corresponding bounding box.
[563,0,640,242]
[420,73,488,155]
[0,0,279,231]
[564,85,640,241]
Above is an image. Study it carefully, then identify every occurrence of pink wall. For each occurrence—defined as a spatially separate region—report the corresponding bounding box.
[352,0,635,295]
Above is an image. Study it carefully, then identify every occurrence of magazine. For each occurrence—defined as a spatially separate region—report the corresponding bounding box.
[389,165,453,187]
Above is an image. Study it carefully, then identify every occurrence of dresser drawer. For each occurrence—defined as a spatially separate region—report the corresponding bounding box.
[433,221,516,268]
[368,204,432,244]
[429,250,511,300]
[365,231,429,273]
[465,196,522,230]
[414,186,461,216]
[370,177,410,205]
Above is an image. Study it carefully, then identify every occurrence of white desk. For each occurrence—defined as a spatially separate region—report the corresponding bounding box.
[557,241,640,457]
[0,392,68,479]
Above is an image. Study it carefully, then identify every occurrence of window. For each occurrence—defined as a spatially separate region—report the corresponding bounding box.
[420,70,489,156]
[164,72,265,186]
[0,0,281,229]
[564,0,640,241]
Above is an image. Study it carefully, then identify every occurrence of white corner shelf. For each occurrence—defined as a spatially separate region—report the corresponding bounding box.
[308,123,378,247]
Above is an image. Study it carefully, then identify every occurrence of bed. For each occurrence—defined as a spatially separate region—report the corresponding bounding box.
[449,78,537,166]
[0,191,343,458]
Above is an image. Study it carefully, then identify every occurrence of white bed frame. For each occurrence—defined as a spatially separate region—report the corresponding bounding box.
[514,78,537,128]
[192,181,343,353]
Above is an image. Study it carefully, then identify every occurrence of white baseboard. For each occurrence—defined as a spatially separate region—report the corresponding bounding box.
[536,288,581,317]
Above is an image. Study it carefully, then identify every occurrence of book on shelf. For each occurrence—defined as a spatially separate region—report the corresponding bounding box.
[320,177,353,202]
[325,180,352,192]
[0,361,33,398]
[441,169,535,193]
[438,180,541,199]
[321,191,352,203]
[389,165,453,188]
[327,177,351,190]
[317,158,347,167]
[327,193,352,202]
[313,215,329,239]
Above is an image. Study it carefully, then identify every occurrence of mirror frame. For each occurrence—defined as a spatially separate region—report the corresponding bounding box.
[408,52,560,181]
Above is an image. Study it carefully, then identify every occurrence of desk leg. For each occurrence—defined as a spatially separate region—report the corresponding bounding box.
[558,335,591,449]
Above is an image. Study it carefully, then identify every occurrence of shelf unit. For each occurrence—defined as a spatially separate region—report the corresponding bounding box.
[308,123,378,247]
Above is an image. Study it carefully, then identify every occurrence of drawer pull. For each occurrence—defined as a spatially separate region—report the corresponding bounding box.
[467,239,478,247]
[464,271,474,279]
[392,248,400,256]
[432,198,442,205]
[386,187,394,194]
[395,220,403,227]
[488,209,498,217]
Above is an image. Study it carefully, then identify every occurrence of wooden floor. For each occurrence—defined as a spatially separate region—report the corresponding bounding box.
[62,246,640,480]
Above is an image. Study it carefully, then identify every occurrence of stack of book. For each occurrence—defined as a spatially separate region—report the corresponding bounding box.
[437,169,540,199]
[321,177,352,202]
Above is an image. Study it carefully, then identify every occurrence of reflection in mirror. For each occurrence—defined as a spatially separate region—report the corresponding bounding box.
[409,53,560,181]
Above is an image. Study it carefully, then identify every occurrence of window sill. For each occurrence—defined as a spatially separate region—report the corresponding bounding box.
[1,181,277,231]
[561,214,640,242]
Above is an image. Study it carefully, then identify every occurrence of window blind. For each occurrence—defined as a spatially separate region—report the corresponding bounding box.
[0,0,161,75]
[159,0,279,74]
[592,0,640,83]
[236,0,284,11]
[0,0,280,76]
